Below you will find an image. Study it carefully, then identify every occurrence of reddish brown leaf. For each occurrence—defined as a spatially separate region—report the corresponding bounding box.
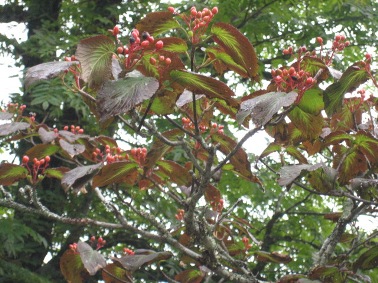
[112,251,172,272]
[0,163,28,186]
[135,11,180,36]
[174,269,204,283]
[92,161,139,188]
[60,249,88,283]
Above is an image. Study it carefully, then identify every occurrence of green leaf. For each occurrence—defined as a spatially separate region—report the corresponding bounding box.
[353,246,378,271]
[156,160,191,186]
[170,70,238,108]
[97,71,159,122]
[297,88,324,115]
[102,263,133,283]
[211,22,259,80]
[0,122,30,136]
[0,164,28,186]
[77,241,106,276]
[25,144,60,160]
[288,107,323,140]
[112,251,172,272]
[44,167,70,180]
[92,161,139,188]
[206,46,249,77]
[324,61,369,116]
[136,11,180,37]
[160,37,188,53]
[75,35,115,89]
[237,91,298,126]
[24,61,78,89]
[60,249,86,283]
[309,265,347,283]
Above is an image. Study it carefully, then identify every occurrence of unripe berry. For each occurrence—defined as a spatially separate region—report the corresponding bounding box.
[212,7,219,14]
[117,46,124,54]
[155,40,164,50]
[190,8,197,17]
[112,25,120,36]
[335,34,341,41]
[141,40,150,47]
[150,57,157,65]
[168,6,175,13]
[365,53,371,60]
[283,49,290,55]
[22,155,29,164]
[63,125,69,131]
[165,57,172,65]
[78,129,84,134]
[316,37,323,44]
[159,55,165,62]
[148,36,154,43]
[306,77,314,85]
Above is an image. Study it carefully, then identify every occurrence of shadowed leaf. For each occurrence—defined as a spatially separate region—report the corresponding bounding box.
[38,127,57,143]
[75,35,115,89]
[77,241,106,276]
[353,246,378,271]
[255,251,292,264]
[0,164,28,186]
[62,163,103,193]
[102,263,133,283]
[174,269,204,283]
[156,160,191,186]
[59,139,86,157]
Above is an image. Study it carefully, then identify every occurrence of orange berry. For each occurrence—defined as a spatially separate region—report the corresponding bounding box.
[165,57,172,65]
[22,155,29,164]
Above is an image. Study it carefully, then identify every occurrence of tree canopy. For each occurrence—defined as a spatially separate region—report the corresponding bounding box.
[1,0,378,282]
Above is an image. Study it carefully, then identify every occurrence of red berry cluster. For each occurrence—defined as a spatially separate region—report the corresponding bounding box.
[22,155,51,184]
[111,25,165,70]
[179,6,218,44]
[182,118,224,135]
[175,209,185,221]
[90,236,106,250]
[271,66,315,96]
[211,122,224,135]
[63,125,84,134]
[64,55,78,62]
[2,103,27,118]
[92,145,128,163]
[242,236,252,250]
[130,147,147,165]
[331,34,350,52]
[123,247,135,255]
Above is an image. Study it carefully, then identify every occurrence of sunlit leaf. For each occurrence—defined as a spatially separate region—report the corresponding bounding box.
[0,122,30,136]
[237,91,298,126]
[25,61,78,89]
[97,71,159,122]
[211,22,259,80]
[112,251,172,272]
[44,167,70,180]
[25,144,60,160]
[170,70,238,108]
[156,160,191,186]
[324,61,369,116]
[92,161,139,188]
[75,35,115,89]
[0,112,14,120]
[60,249,87,283]
[0,164,28,186]
[136,11,180,36]
[77,241,106,276]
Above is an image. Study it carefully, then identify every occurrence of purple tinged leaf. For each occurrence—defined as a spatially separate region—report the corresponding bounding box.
[75,35,115,89]
[176,90,204,107]
[278,163,336,186]
[59,130,89,143]
[59,139,85,157]
[112,251,172,272]
[97,71,159,122]
[38,127,57,143]
[24,61,78,89]
[0,122,30,136]
[237,91,298,126]
[77,241,106,276]
[62,163,103,193]
[112,57,122,80]
[0,112,13,120]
